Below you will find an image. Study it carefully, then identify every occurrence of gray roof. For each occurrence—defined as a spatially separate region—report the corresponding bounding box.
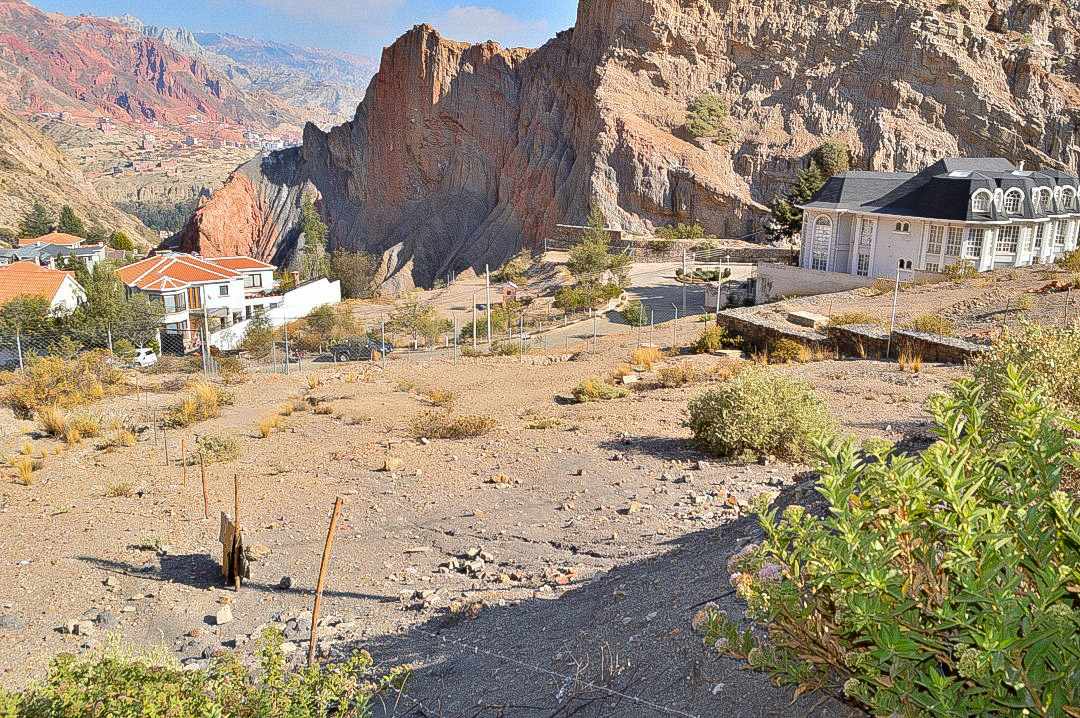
[802,158,1080,222]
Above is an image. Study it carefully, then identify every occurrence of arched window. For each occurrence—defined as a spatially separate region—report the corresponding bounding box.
[971,191,991,213]
[1004,189,1023,214]
[1062,187,1076,211]
[811,216,831,271]
[1035,188,1053,214]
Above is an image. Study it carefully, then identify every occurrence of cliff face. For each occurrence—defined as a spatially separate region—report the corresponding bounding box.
[179,0,1080,288]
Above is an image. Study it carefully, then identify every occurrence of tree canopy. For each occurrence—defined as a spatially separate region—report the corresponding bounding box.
[57,205,86,237]
[19,202,54,238]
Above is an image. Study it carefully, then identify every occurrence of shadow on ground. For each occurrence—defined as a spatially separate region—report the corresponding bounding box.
[355,481,859,718]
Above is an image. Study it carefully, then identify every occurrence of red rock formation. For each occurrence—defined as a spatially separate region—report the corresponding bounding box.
[180,0,1080,288]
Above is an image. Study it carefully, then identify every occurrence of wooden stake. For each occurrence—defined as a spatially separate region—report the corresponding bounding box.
[308,497,343,666]
[233,474,242,590]
[180,439,187,487]
[200,451,209,520]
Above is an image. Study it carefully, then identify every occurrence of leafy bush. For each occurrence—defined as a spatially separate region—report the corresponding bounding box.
[195,434,240,464]
[490,341,523,356]
[1,628,406,716]
[553,283,623,312]
[972,322,1080,421]
[1,350,126,417]
[630,346,663,369]
[410,411,496,439]
[826,311,879,327]
[705,368,1080,717]
[693,326,728,354]
[621,299,648,327]
[906,313,955,336]
[943,260,978,280]
[685,365,833,461]
[812,140,850,177]
[572,378,629,403]
[1058,249,1080,272]
[768,338,810,364]
[685,93,734,142]
[655,223,705,240]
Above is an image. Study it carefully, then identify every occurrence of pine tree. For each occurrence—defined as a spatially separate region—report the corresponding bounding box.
[298,195,330,281]
[768,161,826,242]
[58,205,86,237]
[18,202,54,239]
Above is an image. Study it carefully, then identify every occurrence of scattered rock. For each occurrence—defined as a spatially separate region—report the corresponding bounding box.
[278,576,293,590]
[0,614,25,631]
[244,543,272,562]
[214,606,234,626]
[94,611,118,629]
[381,456,404,472]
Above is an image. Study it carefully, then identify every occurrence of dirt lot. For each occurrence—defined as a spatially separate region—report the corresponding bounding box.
[755,263,1078,342]
[0,327,962,716]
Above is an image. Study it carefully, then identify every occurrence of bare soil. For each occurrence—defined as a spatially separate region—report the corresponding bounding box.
[0,328,962,716]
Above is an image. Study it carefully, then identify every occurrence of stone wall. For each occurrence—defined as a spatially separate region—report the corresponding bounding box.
[892,330,989,364]
[715,306,829,352]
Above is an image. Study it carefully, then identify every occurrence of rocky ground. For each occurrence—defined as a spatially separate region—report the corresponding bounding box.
[0,326,962,715]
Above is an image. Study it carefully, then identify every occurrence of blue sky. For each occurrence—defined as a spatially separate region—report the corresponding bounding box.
[35,0,578,58]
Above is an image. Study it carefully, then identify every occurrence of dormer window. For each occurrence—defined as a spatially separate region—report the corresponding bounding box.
[1035,188,1053,214]
[971,192,991,213]
[1063,188,1077,211]
[1004,189,1023,215]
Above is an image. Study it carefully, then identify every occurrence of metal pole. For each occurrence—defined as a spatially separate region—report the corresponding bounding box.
[15,328,23,370]
[107,325,113,353]
[519,313,525,358]
[283,323,290,375]
[672,304,679,347]
[472,292,478,350]
[485,265,492,350]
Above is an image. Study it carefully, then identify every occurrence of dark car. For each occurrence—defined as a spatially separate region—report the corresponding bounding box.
[329,339,393,362]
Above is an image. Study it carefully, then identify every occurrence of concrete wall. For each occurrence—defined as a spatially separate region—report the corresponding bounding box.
[754,263,877,303]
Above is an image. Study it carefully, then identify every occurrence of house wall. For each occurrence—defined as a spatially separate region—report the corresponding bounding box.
[212,279,343,351]
[51,276,85,314]
[200,278,247,322]
[871,218,926,276]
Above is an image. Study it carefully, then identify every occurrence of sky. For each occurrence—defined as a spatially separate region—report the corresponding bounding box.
[35,0,578,59]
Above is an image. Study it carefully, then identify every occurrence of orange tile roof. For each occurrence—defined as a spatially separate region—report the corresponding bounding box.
[209,256,276,271]
[0,261,77,306]
[117,253,242,292]
[25,232,84,247]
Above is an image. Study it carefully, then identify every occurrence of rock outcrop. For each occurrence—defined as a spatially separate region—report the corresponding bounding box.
[179,0,1080,289]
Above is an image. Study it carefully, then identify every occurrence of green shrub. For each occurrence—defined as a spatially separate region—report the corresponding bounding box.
[685,365,833,461]
[768,338,809,364]
[693,326,728,354]
[572,378,629,403]
[905,313,955,336]
[553,283,623,312]
[194,434,241,464]
[1058,249,1080,272]
[621,299,648,327]
[655,223,705,240]
[685,93,735,142]
[972,321,1080,421]
[4,628,406,716]
[812,140,850,177]
[704,367,1080,717]
[942,261,978,280]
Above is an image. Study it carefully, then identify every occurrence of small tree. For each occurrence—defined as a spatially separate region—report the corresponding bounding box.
[389,295,451,345]
[108,231,135,252]
[305,304,338,347]
[19,202,54,239]
[240,313,273,357]
[298,194,330,281]
[329,250,380,298]
[813,140,851,177]
[768,162,826,242]
[620,299,648,327]
[57,205,86,237]
[685,93,735,142]
[0,295,53,334]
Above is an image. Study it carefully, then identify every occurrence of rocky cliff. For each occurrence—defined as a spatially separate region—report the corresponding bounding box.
[179,0,1080,289]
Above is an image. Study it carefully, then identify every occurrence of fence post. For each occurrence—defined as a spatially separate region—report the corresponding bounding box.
[283,323,290,375]
[15,328,23,370]
[308,497,343,666]
[107,325,113,353]
[673,306,679,348]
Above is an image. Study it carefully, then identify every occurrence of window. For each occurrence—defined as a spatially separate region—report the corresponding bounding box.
[898,259,913,270]
[945,227,964,257]
[894,221,910,233]
[996,225,1019,254]
[925,262,939,272]
[1063,188,1076,211]
[1055,221,1066,247]
[162,293,187,314]
[856,219,874,277]
[926,225,944,256]
[1034,223,1045,251]
[1004,189,1023,214]
[971,192,991,213]
[219,283,230,296]
[244,273,263,289]
[966,228,985,259]
[1037,189,1053,214]
[811,216,831,271]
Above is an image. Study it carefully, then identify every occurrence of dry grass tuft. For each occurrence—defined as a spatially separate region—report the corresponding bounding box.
[306,374,320,391]
[610,363,634,382]
[827,312,880,327]
[525,416,561,430]
[898,347,923,373]
[19,440,33,456]
[257,414,283,439]
[166,381,231,427]
[410,411,496,439]
[279,402,294,417]
[313,403,334,415]
[422,388,456,408]
[657,363,701,388]
[769,339,811,364]
[630,346,663,370]
[906,314,955,337]
[395,379,417,393]
[105,480,136,498]
[68,414,101,438]
[11,456,35,485]
[36,406,68,438]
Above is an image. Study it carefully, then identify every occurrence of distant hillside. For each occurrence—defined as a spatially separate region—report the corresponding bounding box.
[0,107,153,242]
[0,0,310,135]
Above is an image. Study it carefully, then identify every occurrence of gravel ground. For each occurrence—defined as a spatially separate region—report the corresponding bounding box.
[0,327,962,715]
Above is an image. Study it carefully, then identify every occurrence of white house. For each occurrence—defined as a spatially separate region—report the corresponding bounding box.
[0,261,85,315]
[117,252,340,353]
[797,158,1080,278]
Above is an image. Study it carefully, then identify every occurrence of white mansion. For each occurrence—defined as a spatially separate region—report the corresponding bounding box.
[797,158,1080,277]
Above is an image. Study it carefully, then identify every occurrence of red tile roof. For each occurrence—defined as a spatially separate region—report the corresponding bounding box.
[208,256,275,271]
[117,253,241,292]
[0,261,77,306]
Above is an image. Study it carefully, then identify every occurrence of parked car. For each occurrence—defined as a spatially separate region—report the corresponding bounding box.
[330,338,393,362]
[131,347,158,368]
